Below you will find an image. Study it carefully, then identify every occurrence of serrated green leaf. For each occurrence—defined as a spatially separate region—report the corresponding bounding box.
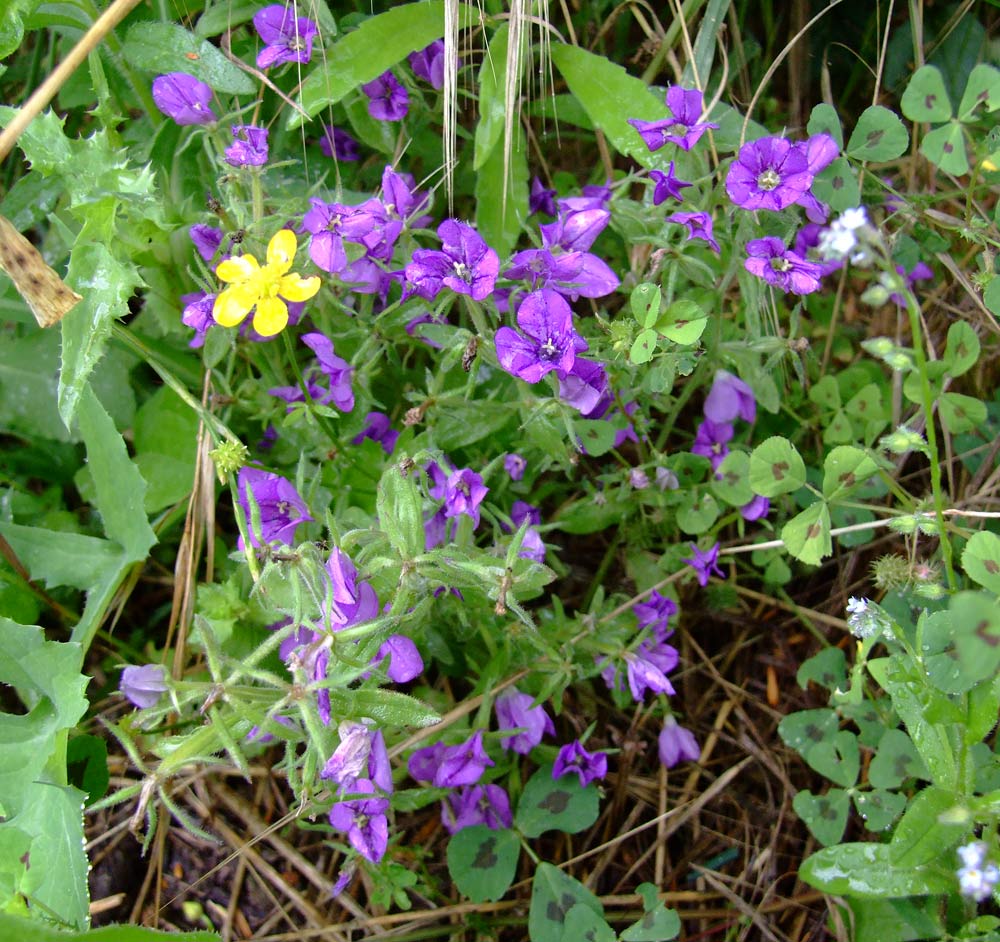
[900,65,952,122]
[800,842,953,897]
[782,502,831,565]
[822,446,880,501]
[806,102,844,147]
[75,386,156,563]
[793,789,850,846]
[958,63,1000,120]
[749,436,807,497]
[122,22,255,94]
[529,863,603,942]
[920,122,968,175]
[515,764,600,838]
[293,2,477,127]
[447,826,519,902]
[846,106,909,161]
[0,522,120,591]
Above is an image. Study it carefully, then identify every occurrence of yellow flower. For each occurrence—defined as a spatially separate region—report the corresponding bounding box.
[212,229,320,337]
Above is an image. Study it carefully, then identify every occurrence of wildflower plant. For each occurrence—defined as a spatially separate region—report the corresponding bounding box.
[1,2,1000,941]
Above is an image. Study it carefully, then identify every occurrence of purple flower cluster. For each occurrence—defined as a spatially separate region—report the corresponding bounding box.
[628,86,719,152]
[602,589,680,703]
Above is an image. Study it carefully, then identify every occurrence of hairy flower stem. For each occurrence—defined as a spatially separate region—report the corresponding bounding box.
[901,286,956,589]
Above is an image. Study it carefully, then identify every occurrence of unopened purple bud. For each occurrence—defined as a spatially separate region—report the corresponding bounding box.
[629,468,650,489]
[658,716,700,767]
[504,453,527,481]
[120,664,168,709]
[151,73,216,126]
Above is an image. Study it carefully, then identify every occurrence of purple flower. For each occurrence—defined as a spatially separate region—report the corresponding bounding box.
[362,71,409,121]
[408,39,459,90]
[517,528,546,563]
[704,370,756,424]
[740,495,770,521]
[408,742,446,782]
[629,468,650,489]
[181,291,216,348]
[405,220,499,301]
[321,722,373,791]
[151,73,216,125]
[529,177,558,216]
[682,542,724,586]
[434,731,494,788]
[269,332,355,412]
[794,223,845,278]
[506,247,619,300]
[374,635,423,683]
[658,716,700,768]
[665,211,720,253]
[237,468,312,549]
[494,288,587,384]
[504,453,527,481]
[253,4,318,69]
[541,205,609,253]
[351,412,399,454]
[745,237,822,295]
[190,224,224,262]
[553,741,608,787]
[633,590,677,643]
[889,261,934,305]
[691,418,733,470]
[626,647,676,701]
[655,467,679,491]
[320,125,360,161]
[301,197,380,274]
[558,359,610,414]
[120,664,168,709]
[224,125,269,167]
[328,779,390,863]
[324,547,379,630]
[494,687,555,754]
[381,165,431,224]
[628,86,718,152]
[649,163,692,204]
[443,468,488,527]
[725,136,814,211]
[441,784,512,834]
[511,500,541,528]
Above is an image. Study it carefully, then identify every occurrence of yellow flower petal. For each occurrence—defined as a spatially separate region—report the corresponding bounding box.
[216,254,259,284]
[266,230,297,273]
[278,273,321,302]
[213,283,259,327]
[253,296,289,336]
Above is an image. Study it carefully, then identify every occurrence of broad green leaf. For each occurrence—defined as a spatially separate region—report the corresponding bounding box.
[529,863,603,942]
[676,491,720,535]
[803,731,860,788]
[808,375,841,410]
[76,386,156,563]
[942,321,980,377]
[474,23,511,169]
[60,241,143,429]
[434,400,514,450]
[549,44,687,172]
[920,122,968,175]
[654,300,707,345]
[474,129,529,262]
[66,734,110,806]
[554,496,626,534]
[811,158,860,212]
[134,387,200,514]
[845,106,909,161]
[748,436,807,497]
[793,789,850,846]
[630,283,661,329]
[447,826,519,902]
[561,904,616,942]
[889,786,966,867]
[574,419,618,457]
[900,65,952,122]
[376,464,425,562]
[962,532,1000,595]
[806,102,844,147]
[778,709,839,754]
[938,392,986,435]
[710,451,753,507]
[195,2,259,37]
[620,883,681,941]
[921,608,977,696]
[841,897,946,942]
[515,764,600,838]
[985,276,1000,317]
[796,647,847,692]
[0,911,220,940]
[829,504,875,548]
[122,22,255,94]
[958,63,1000,120]
[0,0,43,60]
[293,3,477,127]
[800,843,953,897]
[821,446,880,501]
[869,729,927,789]
[844,383,887,423]
[0,522,121,591]
[336,688,440,728]
[781,502,832,566]
[629,328,657,364]
[853,789,906,833]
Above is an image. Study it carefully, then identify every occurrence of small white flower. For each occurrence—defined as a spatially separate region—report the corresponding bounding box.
[957,841,1000,902]
[840,207,869,230]
[846,597,868,616]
